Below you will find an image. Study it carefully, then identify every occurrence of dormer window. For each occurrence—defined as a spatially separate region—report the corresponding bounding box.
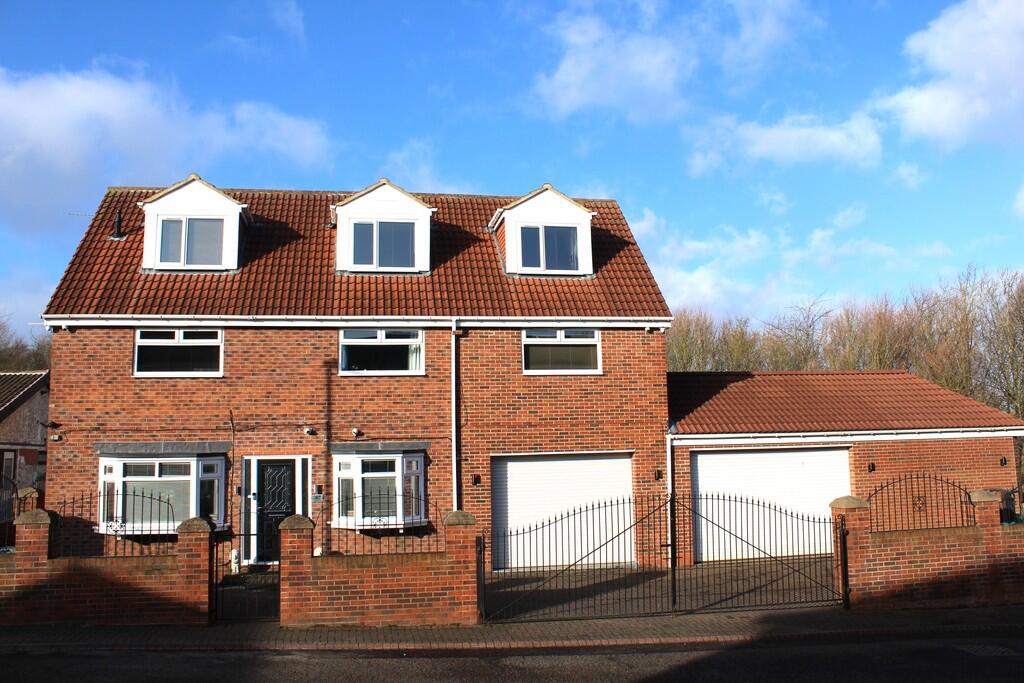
[489,184,596,276]
[139,174,247,272]
[352,220,415,269]
[158,217,225,267]
[521,225,578,271]
[334,179,435,273]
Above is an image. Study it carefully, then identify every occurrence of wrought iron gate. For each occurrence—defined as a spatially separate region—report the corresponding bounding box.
[480,493,846,622]
[212,514,282,621]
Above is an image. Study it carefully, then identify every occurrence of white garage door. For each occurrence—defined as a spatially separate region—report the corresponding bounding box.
[491,453,633,570]
[691,448,850,561]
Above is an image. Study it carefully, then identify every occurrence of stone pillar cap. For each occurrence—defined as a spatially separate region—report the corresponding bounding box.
[176,517,214,533]
[14,509,52,525]
[443,510,477,526]
[279,514,315,530]
[830,495,869,510]
[969,488,1005,503]
[16,487,38,498]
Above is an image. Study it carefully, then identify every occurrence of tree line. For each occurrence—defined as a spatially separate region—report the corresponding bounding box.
[667,269,1024,418]
[0,317,50,372]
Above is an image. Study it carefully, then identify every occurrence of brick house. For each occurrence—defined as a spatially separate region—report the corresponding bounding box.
[41,175,671,573]
[0,371,49,494]
[24,173,1024,624]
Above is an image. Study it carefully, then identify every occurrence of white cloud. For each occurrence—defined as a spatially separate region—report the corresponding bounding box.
[630,207,666,238]
[894,161,926,190]
[1014,180,1024,219]
[734,112,882,167]
[533,12,695,122]
[687,149,724,177]
[268,0,306,45]
[832,204,866,230]
[720,0,810,76]
[382,139,470,194]
[0,66,331,234]
[874,0,1024,146]
[757,190,790,215]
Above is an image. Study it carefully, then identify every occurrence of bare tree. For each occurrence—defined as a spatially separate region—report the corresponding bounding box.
[0,317,51,371]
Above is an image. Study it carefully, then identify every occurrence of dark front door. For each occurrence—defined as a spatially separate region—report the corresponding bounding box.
[256,460,295,562]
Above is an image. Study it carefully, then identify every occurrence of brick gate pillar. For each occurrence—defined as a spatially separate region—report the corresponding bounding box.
[969,489,1005,527]
[16,488,39,513]
[175,517,214,624]
[278,514,314,626]
[442,510,481,625]
[830,495,870,608]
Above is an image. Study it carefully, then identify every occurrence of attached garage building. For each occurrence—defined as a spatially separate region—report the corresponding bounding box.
[669,371,1024,519]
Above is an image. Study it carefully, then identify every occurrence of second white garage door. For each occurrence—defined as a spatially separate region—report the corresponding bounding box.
[691,448,851,561]
[491,453,633,569]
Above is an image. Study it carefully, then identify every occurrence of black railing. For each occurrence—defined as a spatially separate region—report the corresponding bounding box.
[480,493,844,622]
[314,492,445,556]
[1001,486,1022,524]
[52,490,179,557]
[0,475,26,548]
[866,472,975,532]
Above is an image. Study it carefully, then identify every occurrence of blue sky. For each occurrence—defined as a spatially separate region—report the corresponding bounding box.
[1,0,1023,336]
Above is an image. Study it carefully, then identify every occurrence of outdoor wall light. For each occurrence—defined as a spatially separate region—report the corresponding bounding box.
[472,474,482,486]
[655,469,663,481]
[50,433,63,442]
[867,462,876,473]
[1001,457,1009,467]
[302,426,317,436]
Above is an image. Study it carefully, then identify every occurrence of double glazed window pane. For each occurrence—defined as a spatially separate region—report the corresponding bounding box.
[159,220,183,263]
[125,481,189,524]
[136,345,220,373]
[521,226,541,268]
[353,222,374,265]
[524,344,598,371]
[199,478,220,520]
[363,478,397,517]
[544,225,578,270]
[185,218,224,265]
[377,221,414,268]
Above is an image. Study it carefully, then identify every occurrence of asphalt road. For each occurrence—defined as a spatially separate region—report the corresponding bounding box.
[6,636,1024,682]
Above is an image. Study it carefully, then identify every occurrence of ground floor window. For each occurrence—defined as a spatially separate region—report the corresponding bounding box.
[98,455,226,533]
[333,452,426,529]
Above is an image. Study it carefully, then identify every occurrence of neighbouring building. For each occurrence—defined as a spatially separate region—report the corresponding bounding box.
[0,371,49,493]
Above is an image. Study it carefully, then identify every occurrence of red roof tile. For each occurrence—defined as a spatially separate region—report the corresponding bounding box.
[45,188,670,319]
[669,371,1024,434]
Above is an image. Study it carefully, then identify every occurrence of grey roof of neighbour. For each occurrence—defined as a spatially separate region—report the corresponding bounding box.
[0,371,49,421]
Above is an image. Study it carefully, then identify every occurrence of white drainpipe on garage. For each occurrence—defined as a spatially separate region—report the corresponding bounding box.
[665,432,674,557]
[451,317,460,509]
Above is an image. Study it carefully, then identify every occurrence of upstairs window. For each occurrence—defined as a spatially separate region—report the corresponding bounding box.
[158,217,225,268]
[339,329,423,375]
[522,328,601,374]
[520,225,578,272]
[134,329,223,377]
[351,220,415,269]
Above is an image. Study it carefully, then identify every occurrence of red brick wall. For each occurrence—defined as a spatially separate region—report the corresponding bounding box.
[279,516,479,627]
[836,498,1024,608]
[47,326,666,540]
[0,514,212,625]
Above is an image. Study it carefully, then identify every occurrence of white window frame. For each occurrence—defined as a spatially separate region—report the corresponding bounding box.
[521,328,602,376]
[133,328,224,378]
[346,218,418,272]
[338,329,425,376]
[97,455,226,534]
[156,215,228,269]
[332,452,427,530]
[518,223,582,275]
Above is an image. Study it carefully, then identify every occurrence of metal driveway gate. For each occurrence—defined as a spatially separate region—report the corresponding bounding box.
[480,494,846,622]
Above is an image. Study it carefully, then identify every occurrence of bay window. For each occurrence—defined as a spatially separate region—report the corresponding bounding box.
[522,328,601,374]
[339,329,423,375]
[333,453,426,529]
[98,455,226,533]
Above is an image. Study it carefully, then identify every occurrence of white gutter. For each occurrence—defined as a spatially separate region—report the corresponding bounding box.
[670,425,1024,447]
[43,314,672,331]
[451,317,460,510]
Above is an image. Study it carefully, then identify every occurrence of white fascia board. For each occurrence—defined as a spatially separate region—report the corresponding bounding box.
[43,314,673,330]
[490,448,636,458]
[670,426,1024,446]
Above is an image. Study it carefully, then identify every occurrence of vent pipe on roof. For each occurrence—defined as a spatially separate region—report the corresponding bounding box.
[111,209,124,239]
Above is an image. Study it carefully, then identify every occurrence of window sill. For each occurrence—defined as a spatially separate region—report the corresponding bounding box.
[133,372,224,379]
[338,370,426,377]
[94,521,227,535]
[523,369,603,376]
[330,518,430,531]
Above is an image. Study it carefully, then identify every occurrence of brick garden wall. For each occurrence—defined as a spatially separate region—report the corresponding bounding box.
[279,512,479,627]
[0,511,213,625]
[833,494,1024,609]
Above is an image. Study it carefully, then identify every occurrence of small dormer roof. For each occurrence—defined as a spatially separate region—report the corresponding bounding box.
[332,178,436,211]
[137,173,247,207]
[488,183,595,229]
